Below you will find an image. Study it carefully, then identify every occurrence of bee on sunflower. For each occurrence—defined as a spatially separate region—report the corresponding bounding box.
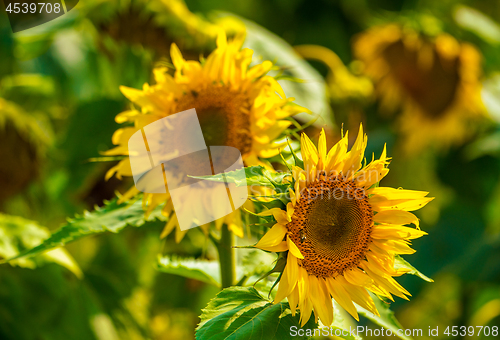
[354,24,485,154]
[104,31,309,242]
[254,125,433,326]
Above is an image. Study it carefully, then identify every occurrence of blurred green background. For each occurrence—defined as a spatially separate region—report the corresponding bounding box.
[1,0,500,339]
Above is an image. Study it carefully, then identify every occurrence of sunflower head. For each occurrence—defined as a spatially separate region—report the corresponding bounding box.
[0,98,46,203]
[255,125,433,326]
[354,24,485,153]
[105,32,308,241]
[83,0,233,57]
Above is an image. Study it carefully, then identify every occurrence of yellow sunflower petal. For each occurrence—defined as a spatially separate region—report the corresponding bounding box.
[373,210,420,228]
[170,43,185,71]
[274,262,293,303]
[227,220,244,238]
[362,265,410,300]
[299,297,314,327]
[369,196,434,212]
[300,132,319,170]
[287,250,299,287]
[326,277,359,321]
[246,60,273,80]
[342,123,367,176]
[335,275,379,317]
[368,187,429,199]
[309,276,334,326]
[325,131,348,173]
[354,144,390,188]
[317,129,327,168]
[119,86,152,108]
[257,208,290,224]
[117,185,141,204]
[288,286,300,316]
[383,239,416,254]
[160,214,178,239]
[343,267,374,287]
[175,227,188,243]
[287,236,304,259]
[255,223,287,249]
[371,224,427,240]
[257,241,288,252]
[297,266,310,305]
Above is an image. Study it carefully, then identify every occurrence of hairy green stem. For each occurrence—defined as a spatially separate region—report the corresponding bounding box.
[218,224,236,289]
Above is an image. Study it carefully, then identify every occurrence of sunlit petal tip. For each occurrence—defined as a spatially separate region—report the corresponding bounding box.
[318,129,327,163]
[255,241,289,252]
[288,286,300,316]
[299,298,314,327]
[380,143,387,160]
[286,202,294,218]
[287,236,304,259]
[170,44,185,70]
[255,223,287,248]
[216,30,228,48]
[326,277,359,321]
[289,188,297,205]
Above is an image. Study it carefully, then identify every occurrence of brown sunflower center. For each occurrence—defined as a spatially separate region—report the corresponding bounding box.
[156,85,252,188]
[175,85,252,155]
[288,175,373,277]
[383,39,460,119]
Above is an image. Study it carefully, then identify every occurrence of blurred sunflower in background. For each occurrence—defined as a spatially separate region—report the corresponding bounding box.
[255,126,433,326]
[105,32,308,242]
[0,98,47,205]
[82,0,241,58]
[354,24,485,154]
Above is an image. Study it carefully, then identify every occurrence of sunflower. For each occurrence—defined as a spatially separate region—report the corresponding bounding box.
[82,0,238,57]
[255,125,432,326]
[354,24,484,153]
[0,98,47,203]
[105,32,308,242]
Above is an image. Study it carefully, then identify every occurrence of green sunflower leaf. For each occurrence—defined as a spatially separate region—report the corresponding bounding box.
[287,138,304,169]
[189,165,291,192]
[356,294,413,340]
[1,196,165,263]
[156,252,280,289]
[196,286,317,340]
[0,214,82,278]
[156,255,221,287]
[330,302,363,340]
[394,255,434,282]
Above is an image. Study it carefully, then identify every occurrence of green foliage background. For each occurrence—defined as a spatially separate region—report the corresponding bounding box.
[1,0,500,339]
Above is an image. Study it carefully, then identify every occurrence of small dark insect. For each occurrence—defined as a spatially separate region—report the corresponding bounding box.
[299,229,307,243]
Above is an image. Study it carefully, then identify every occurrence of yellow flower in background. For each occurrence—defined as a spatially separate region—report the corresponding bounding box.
[255,125,432,326]
[354,24,485,153]
[105,32,308,242]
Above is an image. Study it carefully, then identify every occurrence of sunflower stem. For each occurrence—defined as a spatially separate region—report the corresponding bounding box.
[218,224,236,289]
